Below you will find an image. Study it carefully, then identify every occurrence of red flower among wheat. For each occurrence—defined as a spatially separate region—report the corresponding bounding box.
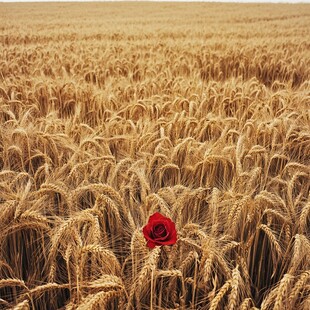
[142,212,177,249]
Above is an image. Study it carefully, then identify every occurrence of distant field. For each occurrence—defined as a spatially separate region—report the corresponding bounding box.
[0,2,309,309]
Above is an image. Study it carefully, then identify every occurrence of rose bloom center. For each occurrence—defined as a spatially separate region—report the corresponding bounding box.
[153,224,167,238]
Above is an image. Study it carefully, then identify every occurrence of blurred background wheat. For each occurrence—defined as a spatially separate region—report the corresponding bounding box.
[0,2,309,309]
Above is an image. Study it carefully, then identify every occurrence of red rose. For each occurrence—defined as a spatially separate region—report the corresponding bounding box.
[142,212,177,249]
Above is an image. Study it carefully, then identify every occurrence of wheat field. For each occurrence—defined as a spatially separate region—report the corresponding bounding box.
[0,2,310,309]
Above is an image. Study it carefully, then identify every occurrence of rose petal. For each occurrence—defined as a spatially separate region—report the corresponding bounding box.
[168,230,177,244]
[158,224,177,245]
[153,223,167,234]
[153,233,170,242]
[153,224,166,238]
[151,219,171,231]
[148,212,166,222]
[143,224,154,241]
[154,223,165,233]
[165,218,175,229]
[146,240,156,249]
